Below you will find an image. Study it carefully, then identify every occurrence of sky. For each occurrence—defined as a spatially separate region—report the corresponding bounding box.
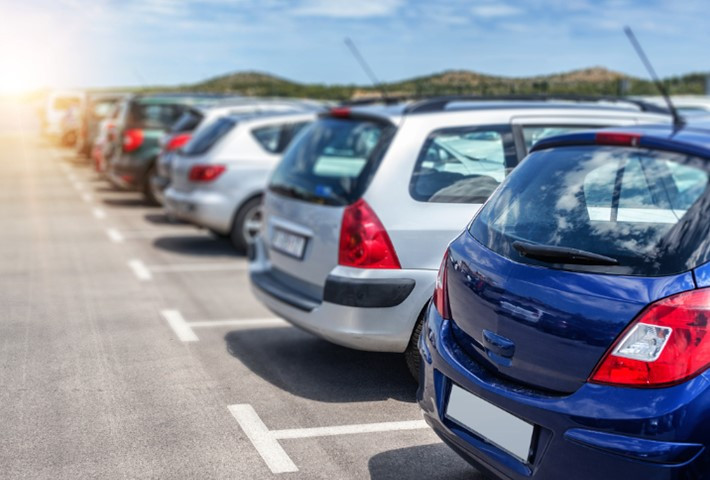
[0,0,708,92]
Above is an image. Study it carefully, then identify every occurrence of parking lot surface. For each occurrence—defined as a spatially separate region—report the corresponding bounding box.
[0,100,479,479]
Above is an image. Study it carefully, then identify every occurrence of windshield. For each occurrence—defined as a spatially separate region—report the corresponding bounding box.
[269,117,395,206]
[170,110,204,133]
[182,117,236,156]
[127,102,188,130]
[470,145,710,275]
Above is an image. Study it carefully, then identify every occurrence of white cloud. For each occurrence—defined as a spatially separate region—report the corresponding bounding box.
[471,4,523,18]
[292,0,404,18]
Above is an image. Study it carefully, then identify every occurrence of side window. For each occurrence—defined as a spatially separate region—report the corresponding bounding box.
[252,124,285,153]
[410,126,515,204]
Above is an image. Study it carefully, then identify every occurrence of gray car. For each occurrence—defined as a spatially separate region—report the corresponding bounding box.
[165,110,318,250]
[249,97,671,377]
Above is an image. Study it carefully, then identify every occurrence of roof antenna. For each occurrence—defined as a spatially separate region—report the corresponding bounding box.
[624,26,683,129]
[343,37,389,101]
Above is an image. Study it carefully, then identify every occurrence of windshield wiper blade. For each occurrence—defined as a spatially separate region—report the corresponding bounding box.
[512,241,619,266]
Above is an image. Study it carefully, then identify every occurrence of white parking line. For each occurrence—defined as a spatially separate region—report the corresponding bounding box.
[106,228,124,243]
[229,404,428,474]
[128,259,152,281]
[92,207,106,219]
[161,310,287,342]
[81,192,93,203]
[160,310,199,342]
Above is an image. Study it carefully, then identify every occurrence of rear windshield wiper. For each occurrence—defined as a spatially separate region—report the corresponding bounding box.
[512,241,619,266]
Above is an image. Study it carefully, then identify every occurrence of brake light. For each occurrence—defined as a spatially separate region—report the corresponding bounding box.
[166,133,191,152]
[433,251,451,319]
[123,129,143,152]
[338,199,400,269]
[188,164,226,182]
[590,288,710,388]
[595,132,642,147]
[330,107,351,118]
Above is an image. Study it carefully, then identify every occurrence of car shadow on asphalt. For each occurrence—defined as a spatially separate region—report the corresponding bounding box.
[224,327,417,403]
[144,212,188,225]
[103,197,158,208]
[368,444,479,480]
[152,235,244,257]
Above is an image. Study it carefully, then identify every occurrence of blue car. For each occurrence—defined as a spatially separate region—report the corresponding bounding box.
[418,125,710,479]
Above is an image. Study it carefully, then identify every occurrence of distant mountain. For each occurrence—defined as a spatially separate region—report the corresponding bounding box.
[175,67,708,99]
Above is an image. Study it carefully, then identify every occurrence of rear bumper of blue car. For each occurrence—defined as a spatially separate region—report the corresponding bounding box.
[417,306,710,480]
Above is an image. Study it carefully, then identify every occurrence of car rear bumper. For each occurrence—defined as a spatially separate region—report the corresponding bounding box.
[417,306,710,480]
[107,156,144,190]
[249,235,434,352]
[164,187,234,234]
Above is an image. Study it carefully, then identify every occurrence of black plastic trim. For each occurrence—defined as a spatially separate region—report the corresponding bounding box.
[251,270,321,312]
[323,275,415,308]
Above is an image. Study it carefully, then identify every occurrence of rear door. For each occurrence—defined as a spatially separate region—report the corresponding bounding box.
[265,115,395,287]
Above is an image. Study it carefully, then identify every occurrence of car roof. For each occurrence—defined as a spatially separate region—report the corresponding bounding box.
[530,122,710,158]
[222,110,316,124]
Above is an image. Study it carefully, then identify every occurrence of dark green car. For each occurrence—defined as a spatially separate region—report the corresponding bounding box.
[107,94,227,204]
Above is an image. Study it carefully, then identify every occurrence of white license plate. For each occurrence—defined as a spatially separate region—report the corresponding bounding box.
[271,228,307,259]
[445,384,534,462]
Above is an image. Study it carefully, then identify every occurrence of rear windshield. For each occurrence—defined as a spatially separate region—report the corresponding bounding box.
[182,117,236,156]
[170,110,204,133]
[269,117,395,206]
[127,102,188,130]
[470,145,710,276]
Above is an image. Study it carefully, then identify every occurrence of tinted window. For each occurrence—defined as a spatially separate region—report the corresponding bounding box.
[252,124,285,153]
[170,110,204,133]
[410,127,515,204]
[470,146,710,276]
[269,117,395,206]
[127,102,187,130]
[182,117,236,156]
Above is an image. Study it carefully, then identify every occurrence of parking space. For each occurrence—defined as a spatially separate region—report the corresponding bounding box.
[0,115,476,478]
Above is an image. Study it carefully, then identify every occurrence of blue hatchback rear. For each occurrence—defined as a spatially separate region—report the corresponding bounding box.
[418,125,710,479]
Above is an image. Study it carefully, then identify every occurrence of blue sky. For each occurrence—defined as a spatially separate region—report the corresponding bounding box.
[1,0,708,90]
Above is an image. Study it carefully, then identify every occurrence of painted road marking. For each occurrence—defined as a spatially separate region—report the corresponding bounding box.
[106,228,124,243]
[81,192,93,203]
[128,259,152,281]
[160,310,287,342]
[92,207,106,219]
[229,404,428,474]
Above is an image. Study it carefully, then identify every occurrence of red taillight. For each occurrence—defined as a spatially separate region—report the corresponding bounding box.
[188,164,226,182]
[433,251,451,319]
[590,288,710,388]
[595,132,642,147]
[338,199,400,269]
[330,107,351,118]
[166,133,191,152]
[122,129,144,152]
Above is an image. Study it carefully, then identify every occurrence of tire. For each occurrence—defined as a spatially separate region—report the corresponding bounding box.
[230,197,263,252]
[405,309,427,382]
[142,164,163,206]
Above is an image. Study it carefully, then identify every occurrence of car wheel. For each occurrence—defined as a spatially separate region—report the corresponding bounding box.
[143,165,163,206]
[405,309,426,382]
[230,197,263,252]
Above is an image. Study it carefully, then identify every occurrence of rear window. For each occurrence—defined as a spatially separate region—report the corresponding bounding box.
[269,117,395,206]
[470,145,710,276]
[127,102,187,130]
[170,110,204,133]
[252,121,313,154]
[182,117,236,156]
[410,126,516,204]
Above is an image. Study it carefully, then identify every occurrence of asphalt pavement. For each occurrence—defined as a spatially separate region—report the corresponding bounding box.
[0,99,479,479]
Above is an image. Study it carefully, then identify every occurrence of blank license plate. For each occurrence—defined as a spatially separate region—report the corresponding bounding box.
[271,228,307,259]
[445,384,534,462]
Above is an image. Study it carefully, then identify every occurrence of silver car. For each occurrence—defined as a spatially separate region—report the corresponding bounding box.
[249,97,670,377]
[165,110,318,250]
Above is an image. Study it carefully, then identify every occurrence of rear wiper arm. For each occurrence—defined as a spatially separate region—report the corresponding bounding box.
[512,241,619,266]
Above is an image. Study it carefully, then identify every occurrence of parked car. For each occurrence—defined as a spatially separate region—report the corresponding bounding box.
[248,96,671,377]
[636,95,710,117]
[151,98,323,205]
[165,110,318,250]
[41,90,85,144]
[76,93,127,158]
[418,124,710,479]
[106,93,226,204]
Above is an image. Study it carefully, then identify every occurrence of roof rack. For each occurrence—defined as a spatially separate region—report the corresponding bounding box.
[402,95,671,115]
